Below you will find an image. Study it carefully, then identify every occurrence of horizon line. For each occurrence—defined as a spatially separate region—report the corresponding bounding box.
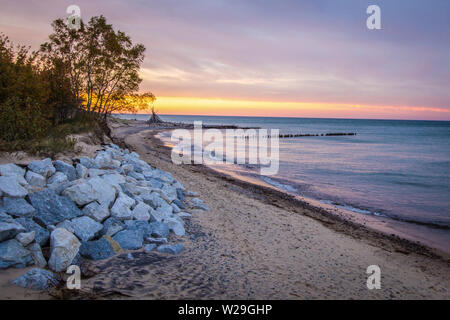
[114,112,450,122]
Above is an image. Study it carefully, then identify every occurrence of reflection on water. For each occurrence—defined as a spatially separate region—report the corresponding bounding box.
[118,114,450,251]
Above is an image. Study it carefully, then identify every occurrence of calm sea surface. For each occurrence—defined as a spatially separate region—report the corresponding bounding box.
[117,114,450,242]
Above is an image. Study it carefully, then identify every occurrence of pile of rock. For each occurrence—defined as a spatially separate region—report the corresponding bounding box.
[0,144,208,290]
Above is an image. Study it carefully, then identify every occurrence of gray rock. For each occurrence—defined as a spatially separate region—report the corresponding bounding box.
[120,182,147,196]
[161,184,178,202]
[71,216,103,242]
[0,212,26,242]
[176,189,185,201]
[172,181,185,191]
[108,143,120,150]
[184,190,199,197]
[132,202,151,221]
[62,181,98,206]
[75,163,88,179]
[124,220,152,238]
[141,191,165,209]
[125,158,151,173]
[176,212,192,219]
[128,171,145,181]
[101,173,126,190]
[48,172,68,185]
[110,193,135,221]
[15,231,35,246]
[48,228,81,272]
[28,188,83,226]
[27,243,47,268]
[80,237,116,261]
[16,218,49,246]
[0,239,33,269]
[54,160,77,181]
[100,217,125,237]
[0,163,25,178]
[129,152,140,159]
[95,151,114,169]
[63,177,117,208]
[55,220,75,233]
[25,171,46,188]
[88,177,117,208]
[145,237,168,244]
[171,202,181,213]
[112,229,143,250]
[144,243,156,252]
[79,156,98,169]
[155,170,175,183]
[190,198,209,211]
[2,197,35,218]
[163,217,186,236]
[142,170,153,180]
[27,158,55,178]
[149,221,170,238]
[151,201,173,222]
[148,178,164,189]
[87,168,107,177]
[121,164,133,175]
[49,180,75,195]
[82,202,110,222]
[173,198,186,210]
[157,244,184,254]
[13,268,59,290]
[0,176,28,198]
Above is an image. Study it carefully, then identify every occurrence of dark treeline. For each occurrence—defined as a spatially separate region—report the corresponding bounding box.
[0,15,155,154]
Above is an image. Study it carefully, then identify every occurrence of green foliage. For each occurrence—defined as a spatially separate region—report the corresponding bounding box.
[0,97,50,141]
[0,14,153,155]
[41,15,148,116]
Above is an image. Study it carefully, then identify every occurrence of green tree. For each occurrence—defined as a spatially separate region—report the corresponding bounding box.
[41,15,147,118]
[0,34,50,142]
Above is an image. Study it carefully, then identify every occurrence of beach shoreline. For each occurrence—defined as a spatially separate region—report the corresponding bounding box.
[101,119,449,299]
[136,120,450,258]
[1,118,448,300]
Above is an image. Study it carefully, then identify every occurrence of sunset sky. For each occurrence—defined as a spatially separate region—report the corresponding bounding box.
[1,0,449,120]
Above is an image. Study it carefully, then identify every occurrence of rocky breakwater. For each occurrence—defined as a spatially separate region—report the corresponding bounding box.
[0,144,208,291]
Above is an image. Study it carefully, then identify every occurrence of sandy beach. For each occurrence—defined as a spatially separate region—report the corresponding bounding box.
[78,119,448,299]
[0,119,449,300]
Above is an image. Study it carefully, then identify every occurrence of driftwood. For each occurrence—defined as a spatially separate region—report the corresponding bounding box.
[147,107,164,124]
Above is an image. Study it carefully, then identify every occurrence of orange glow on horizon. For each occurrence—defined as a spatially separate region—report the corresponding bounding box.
[125,97,450,121]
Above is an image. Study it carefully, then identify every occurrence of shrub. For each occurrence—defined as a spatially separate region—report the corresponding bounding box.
[0,97,50,141]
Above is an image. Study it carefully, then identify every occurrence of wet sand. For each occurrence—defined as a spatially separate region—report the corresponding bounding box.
[78,120,448,299]
[1,120,449,299]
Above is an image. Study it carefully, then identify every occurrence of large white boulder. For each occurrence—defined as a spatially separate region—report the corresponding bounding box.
[88,177,117,208]
[0,213,26,242]
[82,202,110,222]
[132,202,151,221]
[48,228,81,272]
[70,216,103,242]
[25,171,46,188]
[163,217,186,236]
[62,181,98,206]
[110,193,135,221]
[27,158,55,178]
[0,176,28,198]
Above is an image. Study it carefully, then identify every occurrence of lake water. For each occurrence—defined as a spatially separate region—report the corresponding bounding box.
[117,114,450,250]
